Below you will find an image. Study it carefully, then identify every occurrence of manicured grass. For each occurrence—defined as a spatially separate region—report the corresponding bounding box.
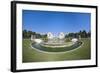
[22,38,91,63]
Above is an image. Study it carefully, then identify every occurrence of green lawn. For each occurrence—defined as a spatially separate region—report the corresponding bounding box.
[22,38,91,63]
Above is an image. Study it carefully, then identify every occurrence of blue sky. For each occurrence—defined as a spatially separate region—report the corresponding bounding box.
[22,10,91,35]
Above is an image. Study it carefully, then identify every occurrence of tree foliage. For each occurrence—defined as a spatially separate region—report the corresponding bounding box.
[65,30,91,38]
[23,30,47,39]
[23,29,90,39]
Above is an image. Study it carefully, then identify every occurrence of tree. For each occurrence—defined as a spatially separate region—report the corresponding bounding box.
[79,30,82,38]
[81,30,87,38]
[42,34,48,42]
[65,30,90,39]
[87,31,91,37]
[23,30,28,38]
[27,31,33,38]
[23,30,37,38]
[35,33,42,38]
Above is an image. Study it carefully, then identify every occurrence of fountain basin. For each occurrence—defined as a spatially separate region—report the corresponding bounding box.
[31,41,82,52]
[40,42,75,48]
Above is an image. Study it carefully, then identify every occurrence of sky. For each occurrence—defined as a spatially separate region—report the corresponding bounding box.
[22,10,91,35]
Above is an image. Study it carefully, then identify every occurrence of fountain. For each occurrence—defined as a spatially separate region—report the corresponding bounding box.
[47,32,65,43]
[41,32,67,47]
[31,32,82,52]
